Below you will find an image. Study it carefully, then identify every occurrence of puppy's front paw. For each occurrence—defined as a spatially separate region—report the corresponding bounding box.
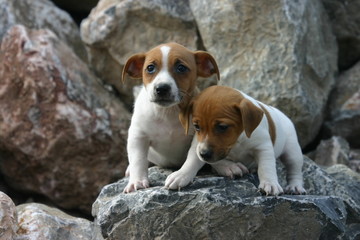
[123,179,149,193]
[285,184,306,195]
[165,170,194,190]
[211,160,249,179]
[259,181,284,196]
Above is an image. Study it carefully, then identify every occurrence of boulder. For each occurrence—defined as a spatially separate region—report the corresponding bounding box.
[324,61,360,148]
[16,203,102,240]
[0,192,17,240]
[80,0,199,106]
[0,25,130,213]
[328,61,360,115]
[0,0,87,62]
[324,110,360,148]
[190,0,338,147]
[93,157,360,239]
[322,0,360,70]
[312,136,350,167]
[349,150,360,173]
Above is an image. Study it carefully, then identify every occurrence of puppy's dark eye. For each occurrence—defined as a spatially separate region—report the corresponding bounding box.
[176,64,188,73]
[216,124,229,133]
[146,64,156,74]
[193,123,200,132]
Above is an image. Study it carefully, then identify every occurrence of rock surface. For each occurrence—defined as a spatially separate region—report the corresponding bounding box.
[328,61,360,115]
[0,192,17,240]
[16,203,101,240]
[312,136,350,167]
[93,157,360,239]
[324,61,360,148]
[190,0,338,147]
[0,25,130,213]
[322,0,360,70]
[81,0,199,106]
[0,0,87,62]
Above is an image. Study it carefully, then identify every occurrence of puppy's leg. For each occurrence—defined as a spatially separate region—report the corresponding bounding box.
[211,160,249,179]
[123,131,150,193]
[165,138,204,190]
[256,147,284,196]
[280,136,306,195]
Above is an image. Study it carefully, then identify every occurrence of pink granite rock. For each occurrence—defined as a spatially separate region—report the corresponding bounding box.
[0,25,130,213]
[0,192,17,240]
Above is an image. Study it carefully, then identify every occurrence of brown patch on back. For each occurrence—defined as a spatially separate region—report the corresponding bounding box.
[259,104,276,145]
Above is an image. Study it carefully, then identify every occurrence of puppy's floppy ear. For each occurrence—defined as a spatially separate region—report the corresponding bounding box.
[179,101,194,135]
[236,99,264,138]
[122,54,146,83]
[194,51,220,81]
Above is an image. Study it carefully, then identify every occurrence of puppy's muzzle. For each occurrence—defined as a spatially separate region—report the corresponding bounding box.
[197,143,229,163]
[199,148,214,162]
[152,83,178,106]
[155,83,171,97]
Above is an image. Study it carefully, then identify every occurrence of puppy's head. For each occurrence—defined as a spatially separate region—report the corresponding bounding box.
[181,86,264,163]
[122,42,219,107]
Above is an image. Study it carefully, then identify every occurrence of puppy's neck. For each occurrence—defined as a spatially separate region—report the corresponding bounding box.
[151,102,180,120]
[178,87,199,112]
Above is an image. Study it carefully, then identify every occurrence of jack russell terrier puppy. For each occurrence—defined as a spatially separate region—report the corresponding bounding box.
[169,85,306,196]
[122,42,220,193]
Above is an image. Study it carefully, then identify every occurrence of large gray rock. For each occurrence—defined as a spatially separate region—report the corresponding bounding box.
[312,136,350,167]
[0,0,87,62]
[93,157,360,239]
[0,192,17,240]
[325,61,360,147]
[81,0,199,106]
[324,110,360,148]
[328,61,360,115]
[190,0,338,147]
[15,203,102,240]
[0,25,130,213]
[322,0,360,70]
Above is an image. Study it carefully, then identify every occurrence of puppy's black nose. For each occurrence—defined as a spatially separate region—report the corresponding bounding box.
[155,84,171,97]
[199,149,213,161]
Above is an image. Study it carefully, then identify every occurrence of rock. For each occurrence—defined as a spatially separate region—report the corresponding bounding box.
[80,0,199,106]
[0,0,87,62]
[16,203,101,240]
[312,136,350,167]
[348,150,360,173]
[0,25,130,213]
[93,157,360,239]
[323,110,360,148]
[328,61,360,115]
[324,61,360,148]
[0,192,17,240]
[325,164,360,207]
[190,0,338,147]
[322,0,360,70]
[349,160,360,173]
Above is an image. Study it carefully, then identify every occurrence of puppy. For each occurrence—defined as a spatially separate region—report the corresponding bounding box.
[122,42,219,193]
[172,85,306,196]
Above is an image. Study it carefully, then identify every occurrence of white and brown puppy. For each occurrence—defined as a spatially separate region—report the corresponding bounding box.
[122,42,219,193]
[172,85,306,196]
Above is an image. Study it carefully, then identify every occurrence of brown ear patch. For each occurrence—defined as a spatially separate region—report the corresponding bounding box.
[259,104,276,145]
[238,99,264,138]
[194,51,220,81]
[122,54,146,82]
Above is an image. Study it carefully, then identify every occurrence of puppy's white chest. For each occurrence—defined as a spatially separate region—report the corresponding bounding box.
[147,117,192,167]
[148,117,186,144]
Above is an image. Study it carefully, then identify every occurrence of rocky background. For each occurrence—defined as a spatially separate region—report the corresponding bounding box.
[0,0,359,239]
